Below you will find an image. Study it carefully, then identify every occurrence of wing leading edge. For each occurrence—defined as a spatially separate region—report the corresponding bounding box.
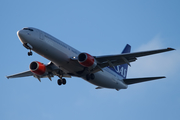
[123,76,166,85]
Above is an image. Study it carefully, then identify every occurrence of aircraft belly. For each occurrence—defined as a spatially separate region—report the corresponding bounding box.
[32,41,66,62]
[86,70,127,90]
[32,39,84,74]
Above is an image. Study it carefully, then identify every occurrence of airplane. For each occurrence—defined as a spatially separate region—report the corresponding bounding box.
[6,27,175,91]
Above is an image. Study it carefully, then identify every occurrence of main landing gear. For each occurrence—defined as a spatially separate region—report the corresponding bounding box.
[56,70,66,86]
[57,78,66,85]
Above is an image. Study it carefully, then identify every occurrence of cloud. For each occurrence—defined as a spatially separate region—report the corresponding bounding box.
[136,35,164,51]
[127,35,180,78]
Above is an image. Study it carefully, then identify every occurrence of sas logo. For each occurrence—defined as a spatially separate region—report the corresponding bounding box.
[115,65,127,78]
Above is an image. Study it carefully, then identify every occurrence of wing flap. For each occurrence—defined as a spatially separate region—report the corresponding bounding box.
[123,76,166,85]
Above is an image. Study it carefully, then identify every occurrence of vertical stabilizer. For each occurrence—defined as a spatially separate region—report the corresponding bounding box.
[108,44,131,79]
[120,44,131,79]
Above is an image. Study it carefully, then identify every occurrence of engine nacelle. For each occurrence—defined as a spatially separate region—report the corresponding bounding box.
[78,53,97,69]
[30,61,46,75]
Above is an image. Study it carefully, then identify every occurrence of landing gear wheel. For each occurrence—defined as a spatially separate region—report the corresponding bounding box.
[57,78,66,85]
[57,79,62,85]
[28,51,33,56]
[62,78,66,85]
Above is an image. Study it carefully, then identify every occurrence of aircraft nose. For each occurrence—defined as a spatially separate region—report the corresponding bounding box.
[17,30,22,38]
[17,30,27,43]
[17,30,23,38]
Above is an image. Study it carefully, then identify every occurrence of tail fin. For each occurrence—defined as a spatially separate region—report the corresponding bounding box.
[113,44,131,79]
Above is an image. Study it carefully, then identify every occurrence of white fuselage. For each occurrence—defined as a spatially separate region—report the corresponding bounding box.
[17,27,127,90]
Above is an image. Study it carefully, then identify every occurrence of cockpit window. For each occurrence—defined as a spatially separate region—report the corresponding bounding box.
[23,28,33,31]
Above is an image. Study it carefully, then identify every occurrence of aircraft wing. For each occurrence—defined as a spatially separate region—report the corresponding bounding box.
[95,48,175,68]
[7,70,33,79]
[123,76,166,85]
[6,62,71,81]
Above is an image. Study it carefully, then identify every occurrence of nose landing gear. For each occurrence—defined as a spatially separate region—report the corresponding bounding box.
[23,43,33,56]
[28,50,33,56]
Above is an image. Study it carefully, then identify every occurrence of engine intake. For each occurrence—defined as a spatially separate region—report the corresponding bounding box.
[78,53,97,69]
[30,61,46,75]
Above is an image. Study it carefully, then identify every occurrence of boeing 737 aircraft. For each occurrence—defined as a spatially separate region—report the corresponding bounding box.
[7,27,175,91]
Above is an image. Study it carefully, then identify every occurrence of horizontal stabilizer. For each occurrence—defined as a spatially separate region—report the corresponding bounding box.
[123,76,166,85]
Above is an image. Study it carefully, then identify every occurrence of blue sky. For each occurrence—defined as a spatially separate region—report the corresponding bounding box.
[1,0,180,120]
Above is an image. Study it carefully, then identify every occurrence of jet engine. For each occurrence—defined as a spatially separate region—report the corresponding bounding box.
[30,61,46,75]
[78,53,97,69]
